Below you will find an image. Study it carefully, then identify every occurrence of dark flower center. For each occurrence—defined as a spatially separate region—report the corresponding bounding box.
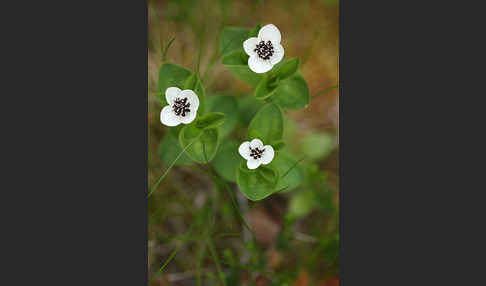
[254,40,274,60]
[172,97,191,117]
[249,146,265,160]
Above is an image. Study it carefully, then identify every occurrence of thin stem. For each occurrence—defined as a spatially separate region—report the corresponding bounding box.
[312,84,339,99]
[282,156,306,179]
[207,234,227,286]
[208,166,254,237]
[195,239,207,286]
[162,36,175,62]
[215,232,242,239]
[194,142,254,238]
[196,33,204,76]
[149,0,164,61]
[202,32,248,83]
[150,244,181,283]
[195,1,207,76]
[148,138,197,198]
[149,223,194,283]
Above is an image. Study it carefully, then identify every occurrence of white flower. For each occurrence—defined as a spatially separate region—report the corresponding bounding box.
[160,87,199,127]
[243,24,284,74]
[238,138,275,170]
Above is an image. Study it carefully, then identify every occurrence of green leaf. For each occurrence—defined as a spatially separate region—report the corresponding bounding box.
[158,133,193,166]
[270,140,286,151]
[269,72,310,110]
[184,72,198,90]
[254,61,303,103]
[236,163,279,201]
[254,76,278,100]
[206,95,239,138]
[237,95,262,126]
[222,50,263,86]
[213,139,240,182]
[188,73,206,116]
[271,58,299,81]
[219,27,250,56]
[268,151,304,192]
[248,23,262,38]
[258,166,277,183]
[248,103,284,143]
[301,132,336,161]
[288,190,317,218]
[169,125,184,139]
[158,63,192,97]
[179,125,219,163]
[195,112,226,130]
[158,63,206,115]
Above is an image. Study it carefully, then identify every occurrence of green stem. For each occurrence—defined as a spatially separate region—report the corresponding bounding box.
[312,84,339,99]
[162,36,175,62]
[207,235,226,286]
[150,244,181,283]
[149,223,194,283]
[282,156,306,179]
[148,138,197,198]
[208,167,254,237]
[192,146,254,238]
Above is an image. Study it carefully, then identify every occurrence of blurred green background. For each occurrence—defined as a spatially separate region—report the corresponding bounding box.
[148,0,339,285]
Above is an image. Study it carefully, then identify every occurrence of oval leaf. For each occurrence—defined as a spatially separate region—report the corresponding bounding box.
[219,27,250,56]
[237,95,262,126]
[267,151,304,192]
[184,72,198,90]
[254,76,278,100]
[272,58,299,81]
[288,190,317,218]
[269,73,310,110]
[158,133,193,166]
[248,103,284,143]
[206,95,239,138]
[158,63,206,115]
[236,164,279,201]
[270,140,286,151]
[300,132,336,161]
[213,139,240,182]
[158,63,191,100]
[187,73,206,116]
[179,125,219,163]
[222,50,263,86]
[248,23,262,38]
[195,112,226,130]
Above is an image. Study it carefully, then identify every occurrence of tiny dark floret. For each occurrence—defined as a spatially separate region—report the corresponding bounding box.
[254,40,274,60]
[249,146,265,159]
[172,97,191,117]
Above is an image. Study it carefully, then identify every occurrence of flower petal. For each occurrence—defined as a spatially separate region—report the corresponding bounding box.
[238,141,251,160]
[243,37,258,56]
[260,145,275,165]
[250,138,264,149]
[160,106,180,126]
[247,158,262,170]
[248,56,273,74]
[270,44,284,65]
[258,24,281,43]
[165,87,181,105]
[181,89,200,112]
[179,110,196,124]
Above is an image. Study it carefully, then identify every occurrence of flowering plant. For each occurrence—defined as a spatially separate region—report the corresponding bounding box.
[155,23,311,201]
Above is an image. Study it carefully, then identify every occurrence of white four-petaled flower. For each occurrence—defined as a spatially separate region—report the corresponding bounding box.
[238,138,275,170]
[243,24,284,74]
[160,87,199,126]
